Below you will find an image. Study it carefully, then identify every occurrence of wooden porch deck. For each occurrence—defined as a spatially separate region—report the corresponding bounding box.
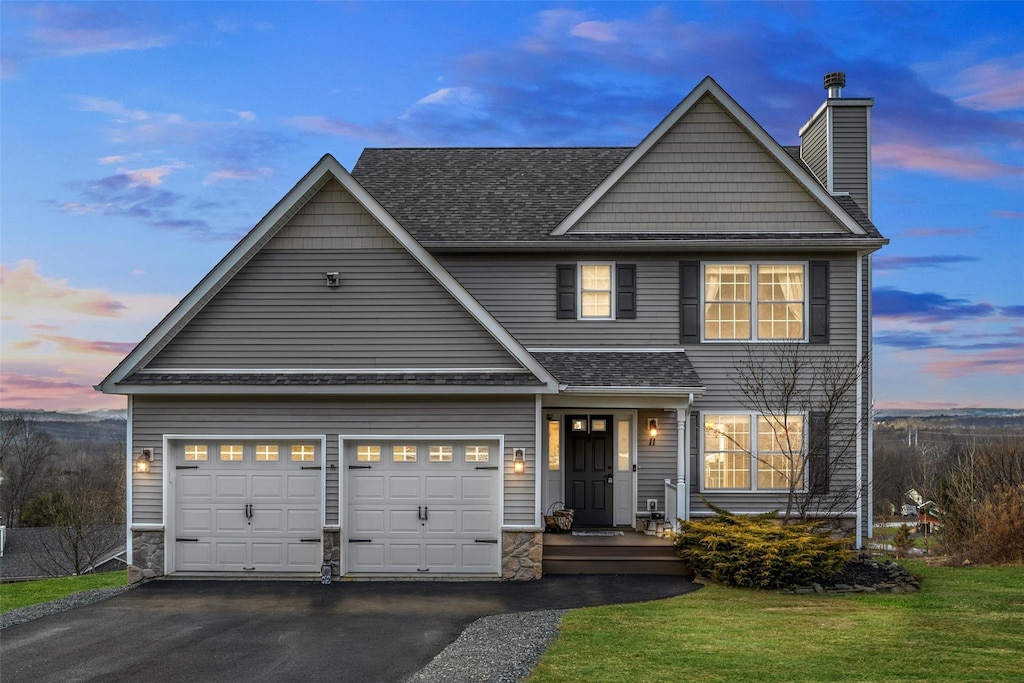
[543,530,693,576]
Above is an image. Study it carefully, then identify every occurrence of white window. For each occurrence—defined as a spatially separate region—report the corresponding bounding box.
[580,264,613,319]
[185,444,208,461]
[357,445,381,462]
[291,444,316,462]
[255,444,279,462]
[547,420,560,471]
[703,414,805,491]
[616,419,630,472]
[429,445,453,463]
[704,263,805,340]
[220,444,244,462]
[393,445,417,462]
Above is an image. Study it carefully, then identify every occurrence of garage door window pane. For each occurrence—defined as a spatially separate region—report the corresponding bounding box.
[220,444,244,461]
[291,445,315,462]
[256,445,279,462]
[185,444,208,461]
[393,445,417,462]
[357,445,381,462]
[429,445,453,462]
[465,445,489,463]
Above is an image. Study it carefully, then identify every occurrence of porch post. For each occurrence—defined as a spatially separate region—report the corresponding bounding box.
[676,400,691,524]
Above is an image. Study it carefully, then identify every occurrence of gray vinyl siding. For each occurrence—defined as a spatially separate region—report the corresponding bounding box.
[800,111,829,190]
[636,409,677,512]
[570,94,845,234]
[442,255,680,347]
[147,181,519,370]
[443,253,859,350]
[832,107,870,217]
[130,396,537,527]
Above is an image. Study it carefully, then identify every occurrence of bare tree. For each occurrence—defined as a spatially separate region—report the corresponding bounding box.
[721,343,867,523]
[24,444,125,575]
[1,412,59,527]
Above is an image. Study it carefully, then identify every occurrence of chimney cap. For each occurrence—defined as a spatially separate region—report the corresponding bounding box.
[824,71,846,90]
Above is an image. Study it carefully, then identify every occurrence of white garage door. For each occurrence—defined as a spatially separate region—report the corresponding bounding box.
[345,439,500,575]
[172,440,323,574]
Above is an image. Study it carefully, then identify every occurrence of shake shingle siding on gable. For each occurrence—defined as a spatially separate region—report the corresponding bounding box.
[147,179,523,370]
[570,95,847,234]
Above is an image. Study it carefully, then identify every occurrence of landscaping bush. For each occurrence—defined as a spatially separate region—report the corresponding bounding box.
[674,505,854,588]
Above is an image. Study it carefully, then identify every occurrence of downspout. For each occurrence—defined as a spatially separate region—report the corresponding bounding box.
[866,252,875,538]
[534,394,543,530]
[125,396,133,566]
[855,252,865,549]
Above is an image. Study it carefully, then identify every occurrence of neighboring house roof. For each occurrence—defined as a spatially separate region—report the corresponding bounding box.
[352,147,630,242]
[97,155,559,394]
[0,526,125,580]
[530,350,704,394]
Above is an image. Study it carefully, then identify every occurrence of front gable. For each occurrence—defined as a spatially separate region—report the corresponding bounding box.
[554,77,867,237]
[99,156,557,393]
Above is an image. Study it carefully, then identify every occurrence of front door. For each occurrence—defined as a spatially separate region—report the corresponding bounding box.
[564,415,613,526]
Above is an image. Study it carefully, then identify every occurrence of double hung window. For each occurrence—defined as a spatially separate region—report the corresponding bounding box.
[704,264,806,340]
[703,414,804,491]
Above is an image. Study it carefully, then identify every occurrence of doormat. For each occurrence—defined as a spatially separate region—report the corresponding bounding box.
[571,530,625,537]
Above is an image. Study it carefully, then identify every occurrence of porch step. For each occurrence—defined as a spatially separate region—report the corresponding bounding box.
[543,532,693,577]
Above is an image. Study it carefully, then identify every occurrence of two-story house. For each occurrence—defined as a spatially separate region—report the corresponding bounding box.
[99,74,886,580]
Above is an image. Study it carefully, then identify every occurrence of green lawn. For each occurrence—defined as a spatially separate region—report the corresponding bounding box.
[529,561,1024,682]
[0,572,128,614]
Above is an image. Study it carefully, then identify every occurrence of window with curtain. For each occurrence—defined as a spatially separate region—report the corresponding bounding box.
[703,413,806,491]
[704,263,805,340]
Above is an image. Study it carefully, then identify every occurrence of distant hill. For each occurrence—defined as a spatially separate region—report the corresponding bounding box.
[2,409,127,442]
[875,408,1024,432]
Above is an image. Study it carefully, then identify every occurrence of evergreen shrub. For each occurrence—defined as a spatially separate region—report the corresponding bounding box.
[674,504,854,588]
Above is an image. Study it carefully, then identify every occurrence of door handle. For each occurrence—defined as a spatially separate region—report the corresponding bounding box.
[423,506,429,521]
[245,504,253,520]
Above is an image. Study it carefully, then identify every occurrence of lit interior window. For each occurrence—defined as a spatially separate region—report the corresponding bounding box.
[291,445,316,462]
[184,444,208,461]
[547,421,560,471]
[357,445,381,462]
[220,444,244,461]
[256,444,279,462]
[465,445,490,463]
[430,445,453,462]
[393,445,417,462]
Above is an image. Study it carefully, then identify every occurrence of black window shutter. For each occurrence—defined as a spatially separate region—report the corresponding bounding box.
[690,410,701,487]
[616,264,636,319]
[680,261,700,343]
[556,264,576,319]
[808,411,830,495]
[809,261,829,344]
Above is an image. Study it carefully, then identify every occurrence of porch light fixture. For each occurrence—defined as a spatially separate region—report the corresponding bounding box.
[512,448,526,474]
[324,271,341,287]
[647,418,659,446]
[136,449,152,474]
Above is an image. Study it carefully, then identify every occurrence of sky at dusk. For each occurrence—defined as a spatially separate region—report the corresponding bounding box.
[1,1,1022,412]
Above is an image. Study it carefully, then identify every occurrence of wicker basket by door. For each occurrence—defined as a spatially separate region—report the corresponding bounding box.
[544,502,574,533]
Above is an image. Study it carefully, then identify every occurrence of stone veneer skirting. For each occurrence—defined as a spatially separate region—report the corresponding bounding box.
[131,530,164,580]
[501,531,543,580]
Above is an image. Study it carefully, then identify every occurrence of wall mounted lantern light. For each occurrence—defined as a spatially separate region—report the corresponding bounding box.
[512,448,526,474]
[647,418,659,446]
[136,449,152,474]
[324,272,341,287]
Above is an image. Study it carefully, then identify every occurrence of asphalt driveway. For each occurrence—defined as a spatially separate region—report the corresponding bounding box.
[1,575,699,682]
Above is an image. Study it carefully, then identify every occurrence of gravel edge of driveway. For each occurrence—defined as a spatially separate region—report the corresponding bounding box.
[406,609,569,683]
[0,585,133,630]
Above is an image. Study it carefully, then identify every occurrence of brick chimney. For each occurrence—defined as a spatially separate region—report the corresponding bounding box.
[799,72,875,219]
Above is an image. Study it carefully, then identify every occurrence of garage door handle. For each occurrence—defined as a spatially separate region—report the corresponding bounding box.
[301,466,322,470]
[474,539,498,544]
[176,465,200,470]
[475,466,499,470]
[176,538,199,542]
[348,465,373,470]
[348,539,373,543]
[300,538,320,543]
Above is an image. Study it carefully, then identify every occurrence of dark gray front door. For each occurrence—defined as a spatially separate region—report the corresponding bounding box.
[564,415,614,526]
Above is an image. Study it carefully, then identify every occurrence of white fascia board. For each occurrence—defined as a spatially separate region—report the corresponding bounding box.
[133,367,532,375]
[550,76,866,237]
[98,155,558,393]
[527,347,687,353]
[560,386,706,396]
[424,238,888,252]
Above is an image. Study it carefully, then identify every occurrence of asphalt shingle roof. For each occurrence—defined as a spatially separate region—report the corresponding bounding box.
[531,351,703,389]
[352,147,630,242]
[354,146,882,243]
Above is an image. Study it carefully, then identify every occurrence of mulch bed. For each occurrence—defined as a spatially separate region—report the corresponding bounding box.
[785,554,922,594]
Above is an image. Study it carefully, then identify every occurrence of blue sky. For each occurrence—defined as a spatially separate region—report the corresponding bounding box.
[1,1,1022,411]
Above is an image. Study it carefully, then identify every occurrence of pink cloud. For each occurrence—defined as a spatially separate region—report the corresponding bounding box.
[949,59,1024,112]
[29,334,137,356]
[571,21,620,43]
[0,372,125,411]
[203,167,273,184]
[922,348,1024,379]
[874,143,1024,180]
[0,260,126,317]
[992,210,1024,220]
